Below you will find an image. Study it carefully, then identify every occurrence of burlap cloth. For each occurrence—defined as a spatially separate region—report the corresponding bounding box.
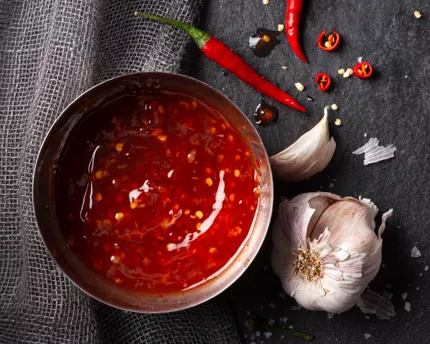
[0,1,241,343]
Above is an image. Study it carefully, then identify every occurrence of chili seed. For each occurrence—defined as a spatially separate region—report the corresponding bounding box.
[414,11,422,18]
[324,41,330,48]
[263,0,269,4]
[130,201,138,209]
[195,211,203,219]
[143,257,150,265]
[227,135,234,142]
[185,209,190,215]
[335,118,342,126]
[115,278,123,284]
[234,169,240,177]
[115,143,124,152]
[157,135,167,142]
[110,255,121,264]
[191,100,198,108]
[205,178,213,186]
[67,237,74,246]
[209,247,217,254]
[217,154,224,162]
[338,68,345,75]
[281,66,288,70]
[306,96,314,101]
[294,82,305,92]
[187,149,196,163]
[95,193,102,202]
[234,155,241,161]
[331,104,339,111]
[196,222,202,229]
[158,105,165,114]
[115,212,124,221]
[95,170,105,179]
[210,127,216,134]
[277,24,284,32]
[229,194,235,201]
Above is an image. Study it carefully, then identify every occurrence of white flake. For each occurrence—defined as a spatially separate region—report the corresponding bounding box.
[264,332,273,338]
[411,246,421,258]
[255,331,261,337]
[402,292,408,300]
[405,302,411,312]
[364,333,371,339]
[280,317,288,323]
[425,266,429,271]
[353,138,397,165]
[327,312,334,319]
[269,302,276,308]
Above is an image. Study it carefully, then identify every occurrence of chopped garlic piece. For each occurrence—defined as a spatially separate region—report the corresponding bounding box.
[414,10,422,18]
[331,104,338,110]
[353,138,397,165]
[294,82,304,92]
[338,68,345,75]
[411,246,421,258]
[277,24,284,32]
[335,118,342,126]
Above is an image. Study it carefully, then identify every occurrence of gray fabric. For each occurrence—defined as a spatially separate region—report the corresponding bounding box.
[0,1,240,343]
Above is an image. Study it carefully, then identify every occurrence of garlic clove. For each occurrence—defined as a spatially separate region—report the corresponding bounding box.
[269,107,336,182]
[272,192,393,316]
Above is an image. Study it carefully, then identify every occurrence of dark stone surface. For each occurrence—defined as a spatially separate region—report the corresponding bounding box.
[182,0,430,343]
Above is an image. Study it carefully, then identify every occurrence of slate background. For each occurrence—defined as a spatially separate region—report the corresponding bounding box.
[182,0,430,343]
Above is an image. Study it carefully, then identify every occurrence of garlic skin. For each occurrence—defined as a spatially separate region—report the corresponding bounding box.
[269,107,336,182]
[272,192,393,314]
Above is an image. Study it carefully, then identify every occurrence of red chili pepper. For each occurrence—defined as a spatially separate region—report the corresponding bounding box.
[317,30,341,51]
[286,0,308,63]
[136,12,305,113]
[314,73,331,91]
[353,62,373,79]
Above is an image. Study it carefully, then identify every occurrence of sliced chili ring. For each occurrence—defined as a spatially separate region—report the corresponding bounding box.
[314,73,331,91]
[318,30,341,51]
[353,62,373,79]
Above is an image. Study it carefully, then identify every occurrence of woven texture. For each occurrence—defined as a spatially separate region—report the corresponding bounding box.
[0,1,240,343]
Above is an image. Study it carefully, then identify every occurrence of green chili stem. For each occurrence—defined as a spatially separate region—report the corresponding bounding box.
[134,11,210,49]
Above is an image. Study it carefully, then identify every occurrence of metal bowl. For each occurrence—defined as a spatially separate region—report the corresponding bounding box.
[33,72,273,313]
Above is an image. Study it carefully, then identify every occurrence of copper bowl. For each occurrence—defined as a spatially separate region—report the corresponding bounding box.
[33,72,273,313]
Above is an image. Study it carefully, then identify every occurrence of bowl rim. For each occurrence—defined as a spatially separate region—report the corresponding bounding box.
[32,71,274,313]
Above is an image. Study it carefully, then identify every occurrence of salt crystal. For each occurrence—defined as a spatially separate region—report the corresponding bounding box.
[419,273,423,277]
[402,292,408,300]
[264,332,273,338]
[417,286,420,290]
[255,331,261,337]
[364,132,368,138]
[281,335,285,339]
[425,266,429,271]
[246,310,251,315]
[251,342,256,344]
[269,302,276,308]
[364,333,371,339]
[329,183,335,188]
[289,325,294,329]
[280,317,288,323]
[405,302,411,312]
[327,312,334,319]
[411,246,421,258]
[268,319,275,325]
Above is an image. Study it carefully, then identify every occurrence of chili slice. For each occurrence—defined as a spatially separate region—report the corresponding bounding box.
[318,30,341,51]
[314,73,331,91]
[353,62,373,79]
[286,0,308,63]
[136,12,306,113]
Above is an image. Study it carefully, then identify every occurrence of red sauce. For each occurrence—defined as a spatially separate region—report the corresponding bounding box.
[57,90,261,294]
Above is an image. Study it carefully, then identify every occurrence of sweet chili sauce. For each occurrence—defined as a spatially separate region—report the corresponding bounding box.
[57,90,261,294]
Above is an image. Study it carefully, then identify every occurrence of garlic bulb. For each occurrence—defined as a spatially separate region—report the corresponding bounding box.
[272,192,394,316]
[269,107,336,182]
